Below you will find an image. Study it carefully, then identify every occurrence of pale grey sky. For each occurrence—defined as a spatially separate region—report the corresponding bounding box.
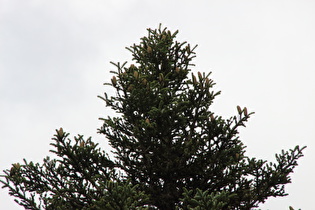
[1,0,314,209]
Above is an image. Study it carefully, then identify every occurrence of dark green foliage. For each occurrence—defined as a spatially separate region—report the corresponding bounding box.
[98,25,306,209]
[1,25,306,209]
[0,128,149,209]
[178,188,235,209]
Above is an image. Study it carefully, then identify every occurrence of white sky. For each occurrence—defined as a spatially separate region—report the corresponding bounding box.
[1,0,314,209]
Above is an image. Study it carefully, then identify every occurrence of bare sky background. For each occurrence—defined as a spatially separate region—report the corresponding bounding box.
[1,0,314,209]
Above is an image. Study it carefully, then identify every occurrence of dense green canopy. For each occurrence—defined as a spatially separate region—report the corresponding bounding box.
[1,25,305,210]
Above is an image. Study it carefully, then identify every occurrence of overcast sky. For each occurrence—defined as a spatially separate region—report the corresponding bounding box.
[1,0,314,209]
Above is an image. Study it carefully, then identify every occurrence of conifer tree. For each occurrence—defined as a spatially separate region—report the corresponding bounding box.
[1,25,305,210]
[99,25,305,209]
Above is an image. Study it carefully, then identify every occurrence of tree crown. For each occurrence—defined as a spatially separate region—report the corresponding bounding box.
[1,25,306,210]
